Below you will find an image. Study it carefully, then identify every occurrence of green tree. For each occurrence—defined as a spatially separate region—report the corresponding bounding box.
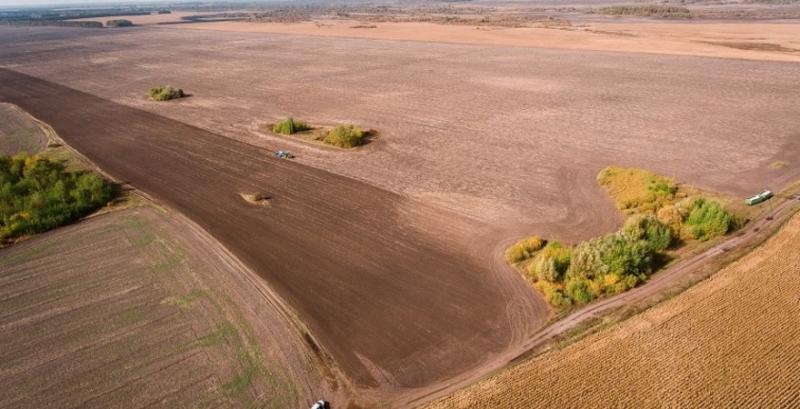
[0,153,115,243]
[685,198,734,241]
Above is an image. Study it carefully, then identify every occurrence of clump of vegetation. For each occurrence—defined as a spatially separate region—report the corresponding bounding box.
[272,117,311,135]
[324,125,365,148]
[512,166,740,307]
[106,19,133,27]
[148,86,185,101]
[529,241,572,282]
[684,198,736,241]
[505,235,545,263]
[598,5,692,18]
[623,213,672,251]
[0,153,115,243]
[597,166,680,214]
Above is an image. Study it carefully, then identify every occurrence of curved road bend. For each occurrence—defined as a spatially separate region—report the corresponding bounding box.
[403,193,800,407]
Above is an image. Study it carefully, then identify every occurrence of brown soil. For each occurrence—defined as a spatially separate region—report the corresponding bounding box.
[0,205,329,408]
[2,23,800,406]
[427,208,800,408]
[2,26,798,244]
[176,19,800,62]
[0,68,546,405]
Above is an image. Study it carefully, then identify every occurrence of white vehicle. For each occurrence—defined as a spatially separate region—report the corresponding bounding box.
[310,400,330,409]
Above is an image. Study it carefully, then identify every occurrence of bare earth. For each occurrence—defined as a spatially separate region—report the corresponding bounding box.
[1,26,798,243]
[427,209,800,408]
[0,205,329,408]
[0,69,546,405]
[2,21,800,407]
[183,19,800,62]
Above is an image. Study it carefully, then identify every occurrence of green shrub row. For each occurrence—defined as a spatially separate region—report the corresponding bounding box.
[0,153,115,243]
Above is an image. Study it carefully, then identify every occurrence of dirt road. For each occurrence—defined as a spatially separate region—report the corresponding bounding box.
[0,68,547,404]
[404,193,800,407]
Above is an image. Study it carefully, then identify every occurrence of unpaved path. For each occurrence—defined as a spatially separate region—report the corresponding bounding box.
[403,194,800,407]
[0,68,546,405]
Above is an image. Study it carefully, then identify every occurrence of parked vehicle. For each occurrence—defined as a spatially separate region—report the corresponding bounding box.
[310,400,330,409]
[745,190,773,206]
[274,150,294,159]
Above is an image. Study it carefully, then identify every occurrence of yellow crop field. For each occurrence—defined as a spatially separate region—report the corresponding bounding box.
[428,212,800,408]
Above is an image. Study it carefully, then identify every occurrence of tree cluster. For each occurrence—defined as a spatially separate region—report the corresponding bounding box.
[0,154,115,243]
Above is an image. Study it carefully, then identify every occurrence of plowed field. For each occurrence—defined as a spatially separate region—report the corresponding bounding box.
[0,69,545,403]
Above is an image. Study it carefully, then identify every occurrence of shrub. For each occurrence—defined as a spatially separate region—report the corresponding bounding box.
[324,125,364,148]
[272,117,311,135]
[106,19,133,27]
[597,166,678,213]
[685,198,735,241]
[623,214,673,251]
[534,281,571,307]
[148,86,185,101]
[566,232,654,298]
[505,235,545,263]
[0,153,115,243]
[529,241,572,282]
[565,279,593,305]
[656,204,684,234]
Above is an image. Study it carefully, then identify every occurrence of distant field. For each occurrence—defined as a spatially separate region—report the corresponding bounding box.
[0,102,48,154]
[428,210,800,408]
[0,206,328,408]
[178,19,800,62]
[1,25,797,243]
[70,11,217,25]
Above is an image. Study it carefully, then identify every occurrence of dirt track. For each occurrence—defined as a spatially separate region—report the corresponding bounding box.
[427,200,800,408]
[399,194,800,407]
[0,68,547,403]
